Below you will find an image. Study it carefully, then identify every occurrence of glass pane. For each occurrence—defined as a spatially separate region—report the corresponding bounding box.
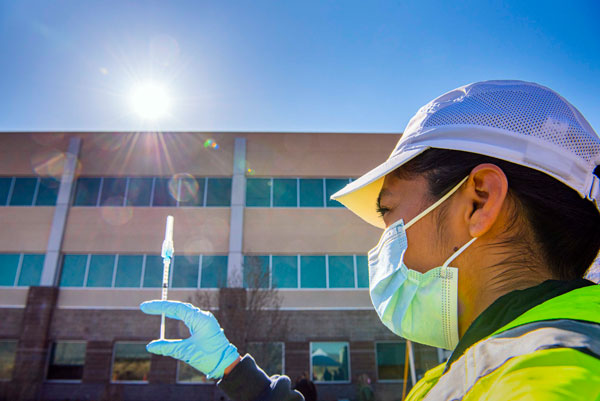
[9,177,37,206]
[206,178,232,207]
[152,178,177,206]
[171,255,199,288]
[376,342,405,381]
[246,178,270,207]
[247,342,283,376]
[126,178,153,206]
[325,179,349,208]
[143,255,163,287]
[201,255,228,288]
[0,177,12,206]
[114,255,143,288]
[47,342,86,380]
[412,343,440,381]
[177,360,214,383]
[272,256,298,288]
[356,256,369,288]
[112,342,150,382]
[179,177,205,207]
[273,179,297,207]
[299,179,324,207]
[300,256,326,288]
[35,177,59,206]
[244,255,270,288]
[0,340,17,380]
[0,254,20,286]
[17,254,44,286]
[100,178,126,206]
[328,256,355,288]
[86,255,115,287]
[311,342,349,382]
[59,255,87,287]
[74,178,101,206]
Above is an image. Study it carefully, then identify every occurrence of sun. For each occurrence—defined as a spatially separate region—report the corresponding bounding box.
[130,82,170,119]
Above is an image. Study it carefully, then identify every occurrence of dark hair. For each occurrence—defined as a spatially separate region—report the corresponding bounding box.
[395,148,600,282]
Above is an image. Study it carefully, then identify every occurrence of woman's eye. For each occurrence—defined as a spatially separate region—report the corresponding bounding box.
[376,206,390,217]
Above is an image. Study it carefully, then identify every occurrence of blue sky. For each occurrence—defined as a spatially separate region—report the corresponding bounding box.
[1,0,598,133]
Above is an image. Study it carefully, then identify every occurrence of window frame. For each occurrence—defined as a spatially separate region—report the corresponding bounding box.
[175,360,216,385]
[309,341,351,384]
[45,340,87,383]
[246,341,285,376]
[0,339,18,381]
[375,341,408,383]
[110,341,151,384]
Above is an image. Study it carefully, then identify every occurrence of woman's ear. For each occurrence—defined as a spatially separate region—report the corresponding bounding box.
[464,164,509,238]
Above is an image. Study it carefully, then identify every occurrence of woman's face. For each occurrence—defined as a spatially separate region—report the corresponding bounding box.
[377,173,460,273]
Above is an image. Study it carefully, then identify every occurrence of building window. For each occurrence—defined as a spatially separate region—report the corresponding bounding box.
[310,342,350,383]
[114,255,143,288]
[0,254,21,286]
[74,178,101,206]
[72,176,232,207]
[176,360,214,384]
[171,255,200,288]
[412,343,440,381]
[200,255,228,288]
[126,177,153,206]
[242,254,367,289]
[376,342,406,381]
[0,340,17,381]
[272,179,297,207]
[9,177,38,206]
[0,177,12,206]
[243,255,270,288]
[178,176,205,207]
[206,178,232,207]
[246,178,271,207]
[247,342,284,376]
[86,254,115,287]
[0,253,45,287]
[271,256,298,289]
[246,178,353,208]
[0,176,59,206]
[111,342,151,382]
[143,255,164,288]
[17,254,45,286]
[59,255,88,287]
[356,256,369,288]
[46,341,86,381]
[35,178,60,206]
[59,254,228,289]
[152,178,177,207]
[324,179,348,208]
[300,256,326,288]
[299,179,324,207]
[328,256,355,288]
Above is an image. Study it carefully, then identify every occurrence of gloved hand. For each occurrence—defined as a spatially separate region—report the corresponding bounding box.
[140,300,240,379]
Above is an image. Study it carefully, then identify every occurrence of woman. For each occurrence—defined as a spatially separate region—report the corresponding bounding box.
[141,80,600,400]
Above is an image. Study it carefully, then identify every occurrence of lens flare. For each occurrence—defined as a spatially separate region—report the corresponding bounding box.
[203,139,219,150]
[173,173,200,203]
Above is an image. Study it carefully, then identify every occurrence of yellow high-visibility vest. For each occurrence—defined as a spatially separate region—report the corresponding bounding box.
[406,285,600,401]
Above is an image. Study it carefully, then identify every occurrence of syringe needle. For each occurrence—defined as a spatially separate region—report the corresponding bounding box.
[160,216,174,340]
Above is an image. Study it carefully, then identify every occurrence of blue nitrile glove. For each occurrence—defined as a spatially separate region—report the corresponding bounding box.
[140,300,240,379]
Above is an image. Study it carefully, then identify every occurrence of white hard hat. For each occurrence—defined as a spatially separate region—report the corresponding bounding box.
[332,80,600,229]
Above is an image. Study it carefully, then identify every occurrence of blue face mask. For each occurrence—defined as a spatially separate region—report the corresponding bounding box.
[368,177,477,350]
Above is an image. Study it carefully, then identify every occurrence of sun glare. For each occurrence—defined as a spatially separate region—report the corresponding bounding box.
[130,83,170,119]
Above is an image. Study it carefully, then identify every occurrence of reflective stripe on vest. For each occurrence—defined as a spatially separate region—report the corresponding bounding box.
[423,319,600,401]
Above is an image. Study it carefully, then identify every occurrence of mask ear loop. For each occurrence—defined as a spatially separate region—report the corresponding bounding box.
[405,176,469,230]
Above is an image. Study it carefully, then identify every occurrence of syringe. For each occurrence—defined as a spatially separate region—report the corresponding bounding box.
[160,215,174,340]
